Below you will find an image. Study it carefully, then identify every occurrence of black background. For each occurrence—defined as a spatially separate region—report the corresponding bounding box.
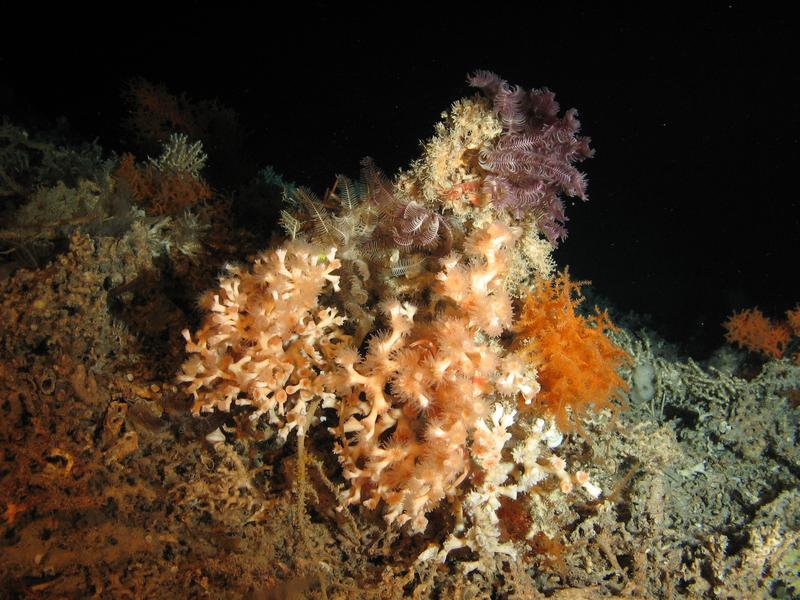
[2,2,798,358]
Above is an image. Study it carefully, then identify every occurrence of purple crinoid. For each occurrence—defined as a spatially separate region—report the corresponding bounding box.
[468,70,594,245]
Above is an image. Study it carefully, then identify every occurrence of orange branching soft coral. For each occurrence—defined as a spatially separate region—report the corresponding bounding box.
[114,152,213,216]
[723,307,792,359]
[124,78,202,144]
[178,241,347,440]
[514,271,630,433]
[785,305,800,337]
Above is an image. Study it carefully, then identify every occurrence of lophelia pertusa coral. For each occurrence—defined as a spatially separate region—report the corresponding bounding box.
[330,221,541,533]
[178,241,348,440]
[179,72,627,571]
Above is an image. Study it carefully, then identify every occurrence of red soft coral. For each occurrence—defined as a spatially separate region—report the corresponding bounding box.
[723,307,792,359]
[785,304,800,337]
[514,271,630,433]
[114,153,213,216]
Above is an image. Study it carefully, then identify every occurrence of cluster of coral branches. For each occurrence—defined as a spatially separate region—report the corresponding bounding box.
[178,72,628,569]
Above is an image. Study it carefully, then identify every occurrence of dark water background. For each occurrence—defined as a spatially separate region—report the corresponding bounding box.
[2,2,797,359]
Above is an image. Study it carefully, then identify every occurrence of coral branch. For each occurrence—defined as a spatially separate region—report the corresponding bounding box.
[178,240,347,440]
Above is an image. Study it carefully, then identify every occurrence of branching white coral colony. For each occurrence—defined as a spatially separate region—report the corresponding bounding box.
[179,72,614,573]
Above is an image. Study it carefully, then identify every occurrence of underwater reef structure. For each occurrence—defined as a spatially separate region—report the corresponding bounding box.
[1,72,799,598]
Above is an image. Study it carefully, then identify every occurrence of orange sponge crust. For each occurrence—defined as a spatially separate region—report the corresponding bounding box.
[514,272,630,432]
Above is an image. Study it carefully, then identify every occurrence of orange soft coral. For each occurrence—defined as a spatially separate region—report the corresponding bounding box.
[114,152,213,216]
[785,305,800,337]
[723,307,792,359]
[514,271,630,432]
